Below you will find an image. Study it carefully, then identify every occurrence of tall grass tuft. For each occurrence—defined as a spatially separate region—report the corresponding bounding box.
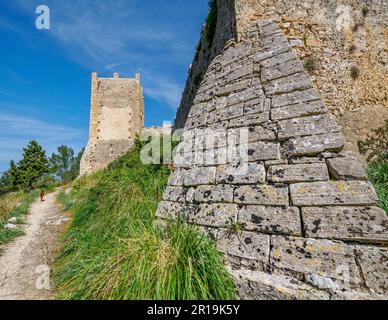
[54,140,235,300]
[367,161,388,213]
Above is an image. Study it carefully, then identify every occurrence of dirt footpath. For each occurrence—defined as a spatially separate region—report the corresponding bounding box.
[0,191,69,300]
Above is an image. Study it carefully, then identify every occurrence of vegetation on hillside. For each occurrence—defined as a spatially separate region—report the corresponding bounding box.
[359,120,388,213]
[54,139,235,300]
[0,191,38,246]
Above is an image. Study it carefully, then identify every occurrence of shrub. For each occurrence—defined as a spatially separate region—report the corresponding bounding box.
[304,57,319,74]
[350,65,361,79]
[349,44,357,54]
[367,161,388,213]
[362,6,369,17]
[358,120,388,162]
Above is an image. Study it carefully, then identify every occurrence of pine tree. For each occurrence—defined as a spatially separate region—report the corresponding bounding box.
[8,160,21,188]
[17,141,49,188]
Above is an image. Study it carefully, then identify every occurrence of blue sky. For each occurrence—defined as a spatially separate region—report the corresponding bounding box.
[0,0,208,172]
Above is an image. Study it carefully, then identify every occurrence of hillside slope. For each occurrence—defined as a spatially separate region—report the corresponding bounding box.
[54,140,235,300]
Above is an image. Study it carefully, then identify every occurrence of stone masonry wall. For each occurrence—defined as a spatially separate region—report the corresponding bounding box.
[159,0,387,300]
[80,73,144,175]
[233,0,388,159]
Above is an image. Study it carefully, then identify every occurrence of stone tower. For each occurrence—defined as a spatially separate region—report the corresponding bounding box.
[80,72,144,175]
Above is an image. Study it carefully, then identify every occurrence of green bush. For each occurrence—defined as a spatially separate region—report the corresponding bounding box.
[54,139,235,300]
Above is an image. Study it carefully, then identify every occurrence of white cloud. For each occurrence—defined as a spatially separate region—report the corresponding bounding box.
[9,0,199,110]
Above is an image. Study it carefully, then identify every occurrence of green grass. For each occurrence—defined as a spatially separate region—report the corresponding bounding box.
[54,140,235,300]
[367,161,388,213]
[0,190,39,245]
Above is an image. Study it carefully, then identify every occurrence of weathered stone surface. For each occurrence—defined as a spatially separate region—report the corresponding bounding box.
[244,98,268,115]
[271,236,362,290]
[268,163,329,183]
[303,206,388,243]
[229,112,270,128]
[278,114,340,141]
[234,185,289,206]
[230,269,330,300]
[217,230,270,263]
[163,186,187,203]
[290,181,378,206]
[216,163,266,184]
[193,184,234,203]
[261,59,304,82]
[264,73,313,96]
[354,247,388,294]
[239,205,301,236]
[284,132,346,156]
[271,100,328,121]
[156,201,184,220]
[182,167,217,186]
[327,156,367,180]
[80,73,144,176]
[247,141,281,161]
[168,169,184,186]
[272,88,321,108]
[188,203,238,227]
[258,51,295,69]
[247,126,276,142]
[289,157,325,164]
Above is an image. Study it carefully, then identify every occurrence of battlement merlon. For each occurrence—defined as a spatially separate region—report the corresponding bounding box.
[91,72,141,81]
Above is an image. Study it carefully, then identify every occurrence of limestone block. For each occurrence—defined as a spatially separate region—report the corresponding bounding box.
[226,64,253,82]
[254,46,291,63]
[259,50,295,69]
[264,159,288,167]
[247,125,276,142]
[156,201,185,220]
[163,186,187,203]
[168,169,184,186]
[272,88,321,108]
[354,247,388,294]
[248,141,281,161]
[229,112,270,128]
[271,236,362,290]
[189,203,238,227]
[231,269,330,300]
[327,156,367,180]
[182,167,217,186]
[242,98,265,115]
[267,163,329,183]
[278,114,340,141]
[216,163,266,184]
[238,205,301,236]
[290,181,378,206]
[217,230,270,263]
[216,79,250,97]
[303,206,388,243]
[284,132,346,157]
[271,100,328,121]
[261,59,304,82]
[234,185,289,206]
[193,184,234,203]
[264,73,313,96]
[289,157,325,164]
